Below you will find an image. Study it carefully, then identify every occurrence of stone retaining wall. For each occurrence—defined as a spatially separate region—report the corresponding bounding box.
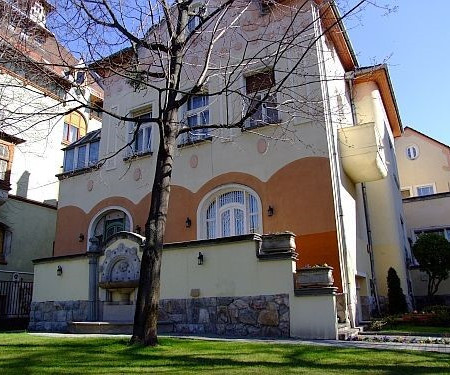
[28,294,290,337]
[159,294,289,337]
[28,300,90,332]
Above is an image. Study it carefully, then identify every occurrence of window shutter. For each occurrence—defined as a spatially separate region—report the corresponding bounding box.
[246,70,275,94]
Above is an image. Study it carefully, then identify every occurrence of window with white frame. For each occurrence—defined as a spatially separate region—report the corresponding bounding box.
[416,184,434,197]
[128,110,152,156]
[63,130,100,173]
[406,144,419,160]
[180,93,211,144]
[30,2,45,24]
[244,69,279,128]
[201,187,262,239]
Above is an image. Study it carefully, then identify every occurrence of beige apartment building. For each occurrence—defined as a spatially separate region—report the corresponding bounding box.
[396,127,450,305]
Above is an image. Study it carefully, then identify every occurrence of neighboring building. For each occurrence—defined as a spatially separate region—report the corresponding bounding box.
[0,0,103,323]
[396,127,450,305]
[30,1,411,338]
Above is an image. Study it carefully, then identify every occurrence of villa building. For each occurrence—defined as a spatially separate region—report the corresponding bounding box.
[29,0,412,339]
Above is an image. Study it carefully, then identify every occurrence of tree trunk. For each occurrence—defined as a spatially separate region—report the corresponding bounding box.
[130,124,177,346]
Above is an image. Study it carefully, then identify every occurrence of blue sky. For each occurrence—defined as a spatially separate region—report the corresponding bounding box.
[346,1,450,145]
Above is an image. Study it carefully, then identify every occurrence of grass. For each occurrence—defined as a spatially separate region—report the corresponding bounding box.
[0,333,449,374]
[380,324,450,335]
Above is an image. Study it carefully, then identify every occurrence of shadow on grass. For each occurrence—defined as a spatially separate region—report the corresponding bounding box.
[0,335,449,374]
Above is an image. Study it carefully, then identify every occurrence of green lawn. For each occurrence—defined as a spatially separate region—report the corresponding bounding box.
[0,333,449,374]
[380,324,450,335]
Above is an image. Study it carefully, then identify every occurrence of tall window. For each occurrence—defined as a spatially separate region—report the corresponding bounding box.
[201,187,261,239]
[245,69,279,128]
[180,93,211,144]
[129,109,152,156]
[62,111,86,144]
[0,144,10,181]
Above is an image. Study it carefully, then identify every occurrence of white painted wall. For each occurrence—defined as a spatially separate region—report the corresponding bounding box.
[0,73,101,203]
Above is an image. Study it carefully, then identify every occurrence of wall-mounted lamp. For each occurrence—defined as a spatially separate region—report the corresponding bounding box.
[78,233,85,242]
[267,206,274,217]
[57,265,63,276]
[186,217,192,228]
[135,225,141,234]
[197,252,204,265]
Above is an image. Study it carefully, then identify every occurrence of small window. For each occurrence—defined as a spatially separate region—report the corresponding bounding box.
[416,185,434,197]
[400,188,411,198]
[187,15,200,33]
[187,4,206,34]
[244,70,279,128]
[406,145,419,160]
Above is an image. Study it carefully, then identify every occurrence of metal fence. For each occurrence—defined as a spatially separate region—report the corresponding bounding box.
[0,281,33,319]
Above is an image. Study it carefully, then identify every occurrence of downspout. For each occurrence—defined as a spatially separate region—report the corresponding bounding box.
[345,72,381,316]
[312,4,354,328]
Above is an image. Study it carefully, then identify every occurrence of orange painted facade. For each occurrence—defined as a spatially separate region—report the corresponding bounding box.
[54,156,342,289]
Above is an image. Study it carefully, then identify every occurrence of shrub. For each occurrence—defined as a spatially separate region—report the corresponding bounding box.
[387,267,408,314]
[413,233,450,299]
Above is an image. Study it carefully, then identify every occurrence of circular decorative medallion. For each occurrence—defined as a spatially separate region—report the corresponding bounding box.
[87,180,94,191]
[133,168,142,181]
[190,155,199,168]
[257,138,268,154]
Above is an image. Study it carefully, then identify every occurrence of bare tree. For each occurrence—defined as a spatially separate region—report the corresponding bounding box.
[0,0,393,345]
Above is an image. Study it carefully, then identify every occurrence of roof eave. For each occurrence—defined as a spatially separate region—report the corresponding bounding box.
[352,64,403,137]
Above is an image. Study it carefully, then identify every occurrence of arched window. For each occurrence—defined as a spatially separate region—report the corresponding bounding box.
[89,208,131,246]
[63,111,86,144]
[199,186,262,239]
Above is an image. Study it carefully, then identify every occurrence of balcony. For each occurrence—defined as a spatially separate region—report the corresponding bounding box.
[338,122,387,183]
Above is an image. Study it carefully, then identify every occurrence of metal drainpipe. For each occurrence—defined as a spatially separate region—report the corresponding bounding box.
[312,4,354,328]
[345,73,381,316]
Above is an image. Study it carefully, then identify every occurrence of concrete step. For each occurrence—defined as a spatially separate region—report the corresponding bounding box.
[338,324,361,341]
[67,321,174,334]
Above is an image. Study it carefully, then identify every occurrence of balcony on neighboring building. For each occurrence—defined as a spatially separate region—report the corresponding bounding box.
[338,122,388,183]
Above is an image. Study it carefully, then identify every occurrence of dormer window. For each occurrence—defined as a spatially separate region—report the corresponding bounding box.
[30,2,46,25]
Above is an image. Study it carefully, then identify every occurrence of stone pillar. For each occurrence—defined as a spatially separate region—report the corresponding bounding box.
[87,238,101,321]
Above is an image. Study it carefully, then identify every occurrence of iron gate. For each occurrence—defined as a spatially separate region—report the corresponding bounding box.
[0,281,33,319]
